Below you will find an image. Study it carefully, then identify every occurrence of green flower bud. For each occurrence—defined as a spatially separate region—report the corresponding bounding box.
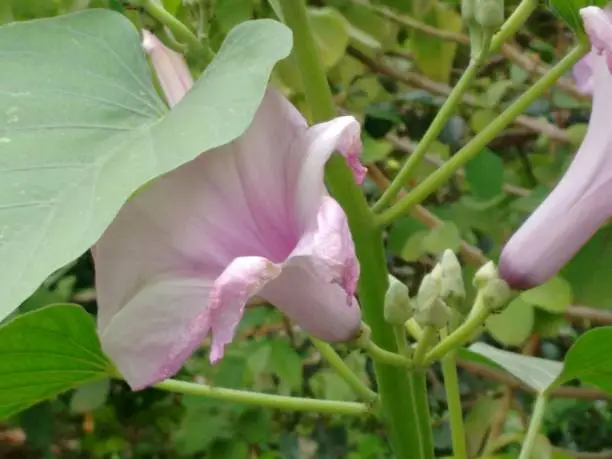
[475,0,504,30]
[415,297,451,329]
[473,261,515,312]
[417,270,442,310]
[480,278,514,312]
[355,323,372,348]
[473,261,497,289]
[461,0,477,22]
[439,250,466,313]
[415,269,450,329]
[384,275,414,325]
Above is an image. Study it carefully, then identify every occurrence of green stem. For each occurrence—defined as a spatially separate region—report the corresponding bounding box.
[140,0,214,63]
[278,1,431,457]
[393,325,410,356]
[362,337,412,367]
[406,319,424,341]
[372,43,488,213]
[413,325,437,366]
[311,338,379,403]
[375,42,589,227]
[518,395,548,459]
[489,0,538,54]
[277,0,335,120]
[424,292,490,364]
[154,379,371,416]
[440,329,468,459]
[396,327,434,459]
[411,373,436,458]
[372,0,535,214]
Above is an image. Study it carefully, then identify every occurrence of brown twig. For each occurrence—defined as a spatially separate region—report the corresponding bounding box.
[486,387,513,446]
[563,305,612,325]
[347,46,571,144]
[457,359,612,401]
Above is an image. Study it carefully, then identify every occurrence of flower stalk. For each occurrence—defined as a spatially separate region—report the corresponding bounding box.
[154,379,373,416]
[311,338,379,403]
[134,0,214,63]
[517,395,548,459]
[440,328,468,459]
[372,0,535,214]
[424,291,490,364]
[413,326,437,366]
[375,42,589,227]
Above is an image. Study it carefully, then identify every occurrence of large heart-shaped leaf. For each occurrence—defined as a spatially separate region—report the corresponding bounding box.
[0,11,292,321]
[0,304,112,419]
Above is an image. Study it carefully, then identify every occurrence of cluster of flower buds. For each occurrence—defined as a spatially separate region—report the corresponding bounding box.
[383,250,467,330]
[384,250,514,331]
[415,250,468,329]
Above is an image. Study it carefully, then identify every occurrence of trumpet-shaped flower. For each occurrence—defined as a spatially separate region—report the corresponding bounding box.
[499,6,612,289]
[572,5,612,94]
[93,31,364,389]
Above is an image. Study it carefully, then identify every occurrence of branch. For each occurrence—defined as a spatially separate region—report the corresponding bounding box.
[347,46,571,144]
[457,359,612,401]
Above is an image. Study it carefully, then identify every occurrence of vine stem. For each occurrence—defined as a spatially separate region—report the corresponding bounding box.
[489,0,538,54]
[440,328,468,459]
[277,1,431,457]
[154,379,371,416]
[361,335,413,367]
[372,45,488,213]
[413,325,437,366]
[311,338,379,403]
[375,42,589,227]
[138,0,214,63]
[372,0,536,213]
[424,292,490,364]
[518,395,548,459]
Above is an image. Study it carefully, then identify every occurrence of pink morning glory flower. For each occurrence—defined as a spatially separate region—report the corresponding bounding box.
[93,31,365,389]
[572,5,612,94]
[499,6,612,289]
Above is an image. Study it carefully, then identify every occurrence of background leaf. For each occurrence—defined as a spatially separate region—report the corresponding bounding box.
[521,276,573,313]
[486,297,535,346]
[562,228,612,309]
[553,327,612,393]
[464,149,505,200]
[406,1,462,83]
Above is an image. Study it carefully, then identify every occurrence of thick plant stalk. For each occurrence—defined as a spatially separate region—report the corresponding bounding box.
[276,1,433,457]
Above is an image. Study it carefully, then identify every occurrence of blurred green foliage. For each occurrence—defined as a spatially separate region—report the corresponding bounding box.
[3,0,612,458]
